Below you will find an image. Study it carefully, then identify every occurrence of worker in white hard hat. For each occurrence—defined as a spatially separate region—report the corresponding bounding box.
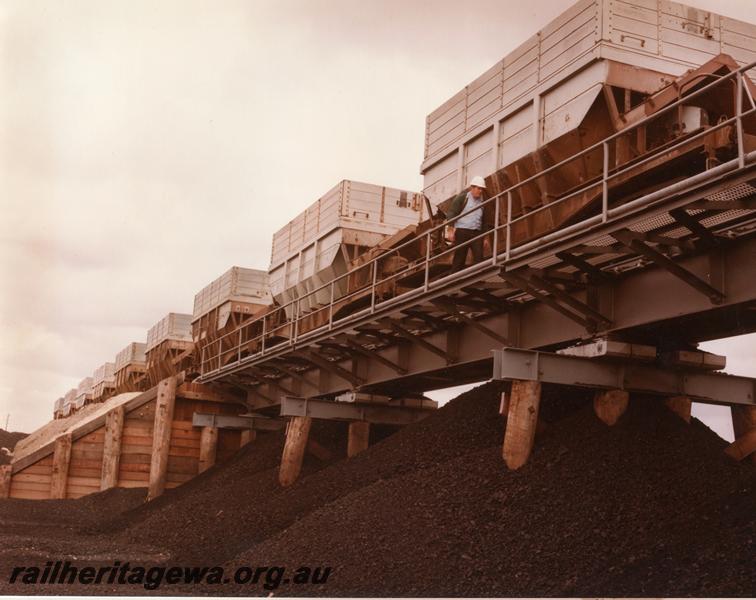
[446,175,488,272]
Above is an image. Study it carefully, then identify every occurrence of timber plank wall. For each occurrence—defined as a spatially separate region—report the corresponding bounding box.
[2,380,244,500]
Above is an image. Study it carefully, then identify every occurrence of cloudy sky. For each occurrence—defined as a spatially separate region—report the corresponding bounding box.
[1,0,754,436]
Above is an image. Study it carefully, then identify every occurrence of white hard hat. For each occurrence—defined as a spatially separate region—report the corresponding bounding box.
[469,175,486,189]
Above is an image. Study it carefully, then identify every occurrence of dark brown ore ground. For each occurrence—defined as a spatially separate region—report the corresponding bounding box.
[0,383,753,597]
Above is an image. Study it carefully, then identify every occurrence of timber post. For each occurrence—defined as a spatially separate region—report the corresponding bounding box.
[279,415,312,487]
[50,433,72,499]
[240,429,256,446]
[502,379,542,470]
[665,396,692,423]
[198,426,219,474]
[147,375,178,500]
[593,389,629,426]
[0,465,11,499]
[347,421,370,458]
[100,405,125,491]
[730,405,756,465]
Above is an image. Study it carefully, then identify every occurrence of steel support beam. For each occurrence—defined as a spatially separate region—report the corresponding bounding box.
[192,412,285,431]
[557,339,656,361]
[334,390,437,409]
[280,396,436,425]
[492,347,756,407]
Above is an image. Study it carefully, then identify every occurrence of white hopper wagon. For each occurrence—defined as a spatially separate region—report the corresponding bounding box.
[268,180,427,317]
[53,397,64,420]
[145,313,194,386]
[114,341,148,393]
[91,362,116,402]
[74,377,93,411]
[192,267,273,372]
[421,0,756,205]
[62,388,76,417]
[192,267,272,340]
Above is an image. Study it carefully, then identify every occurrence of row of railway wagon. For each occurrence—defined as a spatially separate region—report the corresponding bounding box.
[54,0,756,419]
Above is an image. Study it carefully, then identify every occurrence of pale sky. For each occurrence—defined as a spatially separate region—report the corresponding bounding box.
[1,0,754,437]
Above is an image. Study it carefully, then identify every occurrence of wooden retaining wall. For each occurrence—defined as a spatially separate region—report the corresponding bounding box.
[3,378,245,501]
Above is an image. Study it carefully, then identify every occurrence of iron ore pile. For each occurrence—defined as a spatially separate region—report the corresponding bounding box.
[1,385,754,597]
[0,429,26,466]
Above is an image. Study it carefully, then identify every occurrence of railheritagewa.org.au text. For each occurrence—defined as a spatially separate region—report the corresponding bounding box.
[9,561,332,590]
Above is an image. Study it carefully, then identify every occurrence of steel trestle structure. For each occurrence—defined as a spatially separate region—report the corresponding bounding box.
[199,61,756,410]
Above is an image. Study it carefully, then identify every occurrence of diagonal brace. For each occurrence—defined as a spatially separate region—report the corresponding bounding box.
[524,269,612,326]
[297,349,364,387]
[500,271,593,330]
[431,298,510,345]
[668,208,719,246]
[382,319,452,363]
[267,362,319,391]
[345,339,408,375]
[612,229,724,304]
[252,368,297,396]
[555,251,613,282]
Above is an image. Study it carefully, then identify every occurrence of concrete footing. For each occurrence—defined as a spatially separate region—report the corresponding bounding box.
[502,380,542,470]
[593,389,629,426]
[347,421,370,458]
[279,416,312,487]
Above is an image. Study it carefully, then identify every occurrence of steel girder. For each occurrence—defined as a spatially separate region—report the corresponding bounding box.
[492,348,755,406]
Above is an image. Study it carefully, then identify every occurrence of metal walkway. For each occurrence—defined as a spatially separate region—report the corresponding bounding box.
[199,62,756,410]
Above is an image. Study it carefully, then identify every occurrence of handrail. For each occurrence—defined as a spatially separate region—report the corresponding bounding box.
[200,59,756,377]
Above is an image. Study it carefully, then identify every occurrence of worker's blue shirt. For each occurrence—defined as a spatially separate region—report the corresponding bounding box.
[455,192,484,230]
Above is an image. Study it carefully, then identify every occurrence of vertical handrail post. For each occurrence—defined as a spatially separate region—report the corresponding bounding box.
[370,259,378,312]
[292,299,299,345]
[424,232,431,291]
[261,315,267,355]
[505,190,512,261]
[736,70,745,169]
[602,141,609,222]
[492,193,500,266]
[328,280,335,330]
